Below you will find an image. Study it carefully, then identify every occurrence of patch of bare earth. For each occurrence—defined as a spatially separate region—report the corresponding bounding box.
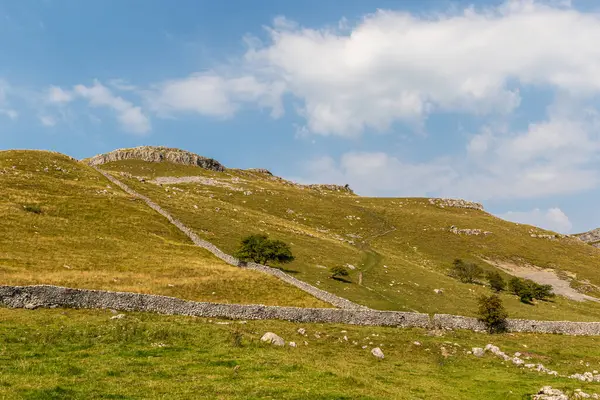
[485,259,599,302]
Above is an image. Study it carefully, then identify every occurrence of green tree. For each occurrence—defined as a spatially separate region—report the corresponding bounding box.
[477,294,508,333]
[330,265,350,279]
[487,271,506,292]
[450,259,483,283]
[234,234,294,266]
[508,277,533,304]
[530,282,554,301]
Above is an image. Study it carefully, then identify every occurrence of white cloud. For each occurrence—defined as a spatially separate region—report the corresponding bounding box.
[47,81,151,134]
[160,1,600,137]
[0,80,18,120]
[497,207,573,233]
[146,72,285,119]
[298,152,457,197]
[298,97,600,201]
[47,86,73,103]
[39,115,56,126]
[0,108,18,120]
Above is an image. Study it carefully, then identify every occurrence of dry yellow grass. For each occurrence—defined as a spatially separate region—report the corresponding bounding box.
[0,150,327,308]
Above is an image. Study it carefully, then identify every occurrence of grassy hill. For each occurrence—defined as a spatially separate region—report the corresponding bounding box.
[4,146,600,321]
[0,150,326,308]
[95,150,600,321]
[2,307,600,399]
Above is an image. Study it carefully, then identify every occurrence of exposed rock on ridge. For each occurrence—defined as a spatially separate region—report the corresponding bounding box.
[428,198,484,211]
[575,228,600,248]
[84,146,225,171]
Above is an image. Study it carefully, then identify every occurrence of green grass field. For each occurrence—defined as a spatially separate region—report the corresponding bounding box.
[2,307,600,399]
[99,157,600,321]
[0,151,326,308]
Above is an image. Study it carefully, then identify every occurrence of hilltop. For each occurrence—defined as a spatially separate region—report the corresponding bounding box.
[575,228,600,248]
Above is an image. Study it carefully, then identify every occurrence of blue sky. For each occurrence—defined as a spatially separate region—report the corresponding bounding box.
[2,0,600,234]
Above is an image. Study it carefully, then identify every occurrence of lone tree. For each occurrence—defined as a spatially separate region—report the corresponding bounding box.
[330,265,350,280]
[487,271,506,292]
[234,234,294,266]
[477,294,508,333]
[450,259,483,284]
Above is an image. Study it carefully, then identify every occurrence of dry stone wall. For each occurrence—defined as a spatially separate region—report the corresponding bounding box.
[94,167,365,310]
[3,285,600,335]
[0,285,426,327]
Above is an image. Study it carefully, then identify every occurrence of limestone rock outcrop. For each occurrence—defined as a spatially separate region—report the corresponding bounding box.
[84,146,225,171]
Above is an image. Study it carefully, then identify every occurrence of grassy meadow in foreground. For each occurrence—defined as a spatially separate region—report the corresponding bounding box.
[0,151,326,308]
[2,307,600,399]
[102,159,600,321]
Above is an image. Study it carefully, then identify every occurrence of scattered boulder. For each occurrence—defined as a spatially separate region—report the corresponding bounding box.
[297,328,306,335]
[111,314,125,320]
[371,347,385,359]
[288,342,297,348]
[24,302,40,310]
[449,225,492,236]
[260,332,285,346]
[472,347,485,357]
[533,387,568,400]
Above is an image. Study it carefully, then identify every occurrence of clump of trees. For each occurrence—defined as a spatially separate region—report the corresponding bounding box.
[330,265,350,280]
[449,259,483,283]
[508,277,554,304]
[234,234,294,266]
[477,294,508,333]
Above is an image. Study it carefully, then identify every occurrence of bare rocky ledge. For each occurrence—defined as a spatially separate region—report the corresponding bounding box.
[84,146,226,171]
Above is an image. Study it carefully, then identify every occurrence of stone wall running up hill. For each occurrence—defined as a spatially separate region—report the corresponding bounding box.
[94,167,366,310]
[85,146,225,171]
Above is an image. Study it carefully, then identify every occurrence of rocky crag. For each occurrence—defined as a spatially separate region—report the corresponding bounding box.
[575,228,600,248]
[84,146,226,171]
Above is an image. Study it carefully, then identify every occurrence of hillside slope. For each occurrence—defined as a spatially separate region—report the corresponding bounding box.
[93,147,600,321]
[0,150,326,308]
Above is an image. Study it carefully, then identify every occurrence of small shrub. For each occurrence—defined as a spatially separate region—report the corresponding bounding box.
[23,204,42,214]
[477,294,508,333]
[450,259,483,283]
[230,329,243,347]
[487,271,506,292]
[234,234,294,266]
[330,265,349,279]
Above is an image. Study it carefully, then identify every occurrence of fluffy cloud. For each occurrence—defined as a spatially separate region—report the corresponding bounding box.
[299,152,457,197]
[46,81,150,134]
[497,208,573,233]
[38,115,56,127]
[146,1,600,136]
[299,98,600,201]
[47,86,73,103]
[146,73,285,119]
[0,80,18,120]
